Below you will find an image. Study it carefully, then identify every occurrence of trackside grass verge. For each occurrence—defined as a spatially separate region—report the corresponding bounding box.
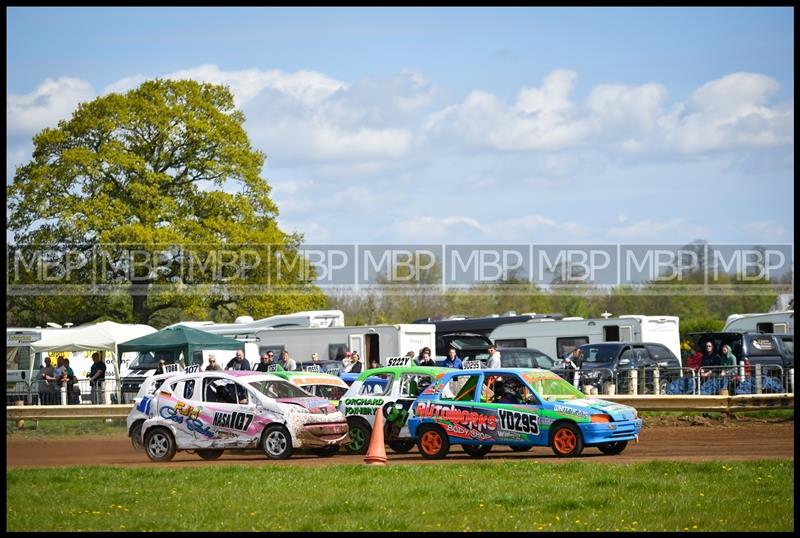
[7,460,793,531]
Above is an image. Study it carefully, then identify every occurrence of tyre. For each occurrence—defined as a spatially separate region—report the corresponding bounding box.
[597,441,628,455]
[510,445,532,452]
[417,425,450,459]
[462,444,492,458]
[261,425,293,460]
[311,445,340,457]
[550,422,584,457]
[387,440,416,454]
[144,427,177,462]
[129,422,144,451]
[346,421,371,455]
[197,449,225,460]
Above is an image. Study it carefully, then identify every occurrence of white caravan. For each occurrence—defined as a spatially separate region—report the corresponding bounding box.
[723,311,794,334]
[165,310,345,333]
[490,315,681,365]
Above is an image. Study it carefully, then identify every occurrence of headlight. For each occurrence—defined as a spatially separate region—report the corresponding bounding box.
[590,413,611,423]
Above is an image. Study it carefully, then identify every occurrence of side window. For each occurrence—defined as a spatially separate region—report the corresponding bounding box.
[496,339,526,348]
[234,382,249,405]
[619,347,634,363]
[441,374,479,402]
[329,343,348,361]
[633,347,649,361]
[535,354,554,369]
[358,374,393,396]
[780,337,794,359]
[203,377,241,404]
[556,337,589,357]
[183,379,196,400]
[399,374,433,397]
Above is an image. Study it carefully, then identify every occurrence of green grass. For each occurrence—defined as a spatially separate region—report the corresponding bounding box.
[6,460,793,531]
[6,418,128,437]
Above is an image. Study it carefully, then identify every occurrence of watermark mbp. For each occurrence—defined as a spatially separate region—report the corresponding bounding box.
[6,243,793,295]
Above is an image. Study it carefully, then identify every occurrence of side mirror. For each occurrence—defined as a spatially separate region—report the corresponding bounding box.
[618,358,630,366]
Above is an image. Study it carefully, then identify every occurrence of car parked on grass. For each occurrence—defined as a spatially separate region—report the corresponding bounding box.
[407,368,642,459]
[136,370,349,462]
[455,346,556,370]
[338,363,452,454]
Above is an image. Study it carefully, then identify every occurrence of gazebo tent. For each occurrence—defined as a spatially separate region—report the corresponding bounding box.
[117,325,245,368]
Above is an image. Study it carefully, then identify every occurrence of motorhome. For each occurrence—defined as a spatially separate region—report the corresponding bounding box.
[165,310,345,332]
[412,312,563,338]
[489,315,681,365]
[723,311,794,334]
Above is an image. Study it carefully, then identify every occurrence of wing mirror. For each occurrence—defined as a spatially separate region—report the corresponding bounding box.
[618,358,631,366]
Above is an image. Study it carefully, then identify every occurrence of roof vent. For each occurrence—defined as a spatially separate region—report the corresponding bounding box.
[235,316,255,324]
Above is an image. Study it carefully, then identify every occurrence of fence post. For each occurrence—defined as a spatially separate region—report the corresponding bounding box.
[628,369,638,395]
[653,368,660,395]
[104,384,112,405]
[754,364,762,395]
[60,384,67,406]
[789,368,794,394]
[638,367,646,394]
[739,360,746,379]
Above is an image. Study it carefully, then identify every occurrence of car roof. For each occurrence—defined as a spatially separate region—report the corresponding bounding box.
[354,365,452,381]
[163,370,284,383]
[441,367,556,376]
[276,371,349,386]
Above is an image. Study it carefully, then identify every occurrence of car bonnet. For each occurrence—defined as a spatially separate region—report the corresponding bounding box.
[553,398,638,421]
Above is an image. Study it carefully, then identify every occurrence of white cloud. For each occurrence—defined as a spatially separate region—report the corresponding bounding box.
[103,75,149,95]
[741,221,786,238]
[607,218,709,241]
[7,77,94,137]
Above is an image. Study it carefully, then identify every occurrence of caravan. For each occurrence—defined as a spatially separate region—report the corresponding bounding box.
[490,315,681,366]
[723,311,794,334]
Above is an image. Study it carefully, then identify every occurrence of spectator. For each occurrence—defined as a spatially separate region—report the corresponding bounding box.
[417,347,435,367]
[486,346,502,368]
[279,350,297,371]
[443,348,463,369]
[88,352,107,404]
[368,358,380,369]
[720,344,738,377]
[63,358,80,405]
[38,356,57,405]
[52,356,67,402]
[205,355,222,371]
[563,348,583,371]
[347,352,363,373]
[699,341,722,378]
[255,352,273,372]
[341,351,353,370]
[685,347,704,371]
[225,350,251,371]
[155,359,166,375]
[310,352,320,364]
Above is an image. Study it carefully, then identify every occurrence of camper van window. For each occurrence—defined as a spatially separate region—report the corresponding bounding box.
[556,337,589,358]
[329,343,348,361]
[7,347,31,370]
[603,326,620,341]
[495,339,525,348]
[756,323,774,333]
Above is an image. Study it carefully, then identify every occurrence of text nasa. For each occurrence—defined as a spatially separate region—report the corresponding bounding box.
[213,411,254,432]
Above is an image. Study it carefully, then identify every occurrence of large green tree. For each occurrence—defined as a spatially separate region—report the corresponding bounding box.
[7,79,326,326]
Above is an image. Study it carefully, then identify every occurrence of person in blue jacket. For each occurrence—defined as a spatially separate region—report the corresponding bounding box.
[442,348,463,369]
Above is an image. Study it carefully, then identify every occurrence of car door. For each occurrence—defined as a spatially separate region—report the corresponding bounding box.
[477,372,543,447]
[201,376,256,448]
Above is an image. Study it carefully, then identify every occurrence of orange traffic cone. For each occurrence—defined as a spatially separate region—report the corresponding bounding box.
[364,408,388,465]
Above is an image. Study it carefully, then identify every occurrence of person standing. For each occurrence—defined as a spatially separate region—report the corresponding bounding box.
[38,356,57,405]
[205,354,222,371]
[88,352,107,404]
[700,341,722,378]
[341,351,353,371]
[63,358,80,405]
[155,359,166,375]
[225,350,251,371]
[486,346,502,368]
[417,347,435,367]
[720,344,738,377]
[442,348,463,369]
[347,352,363,373]
[255,352,272,372]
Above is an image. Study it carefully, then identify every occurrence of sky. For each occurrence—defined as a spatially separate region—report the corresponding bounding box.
[6,7,795,247]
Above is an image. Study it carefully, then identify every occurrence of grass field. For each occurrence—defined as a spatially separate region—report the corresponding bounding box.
[6,460,793,531]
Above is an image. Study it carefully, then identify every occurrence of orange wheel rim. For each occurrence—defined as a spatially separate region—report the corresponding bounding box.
[421,431,441,454]
[554,429,576,453]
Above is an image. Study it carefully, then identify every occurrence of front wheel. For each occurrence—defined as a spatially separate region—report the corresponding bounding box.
[597,441,628,455]
[417,426,450,459]
[144,428,177,462]
[387,440,416,454]
[197,449,225,460]
[130,422,144,451]
[462,444,492,458]
[262,425,293,460]
[346,422,371,455]
[550,423,584,457]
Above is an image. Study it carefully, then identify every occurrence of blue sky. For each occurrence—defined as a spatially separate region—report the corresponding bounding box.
[7,7,795,246]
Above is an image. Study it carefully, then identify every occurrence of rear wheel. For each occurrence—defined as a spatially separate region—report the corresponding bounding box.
[346,422,371,455]
[511,445,532,452]
[144,428,177,462]
[417,426,450,459]
[462,444,492,458]
[387,440,416,453]
[262,425,293,460]
[129,422,144,451]
[197,449,225,460]
[597,441,628,455]
[550,423,584,457]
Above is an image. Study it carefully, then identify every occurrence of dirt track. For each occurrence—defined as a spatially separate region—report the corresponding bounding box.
[6,422,793,469]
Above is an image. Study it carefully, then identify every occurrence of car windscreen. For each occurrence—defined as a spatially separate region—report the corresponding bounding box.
[525,375,585,401]
[502,350,554,369]
[129,351,178,369]
[302,383,347,401]
[579,346,617,363]
[442,335,491,349]
[779,337,794,359]
[249,379,311,399]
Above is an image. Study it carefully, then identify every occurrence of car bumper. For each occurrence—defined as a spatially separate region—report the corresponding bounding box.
[579,419,642,445]
[296,421,350,448]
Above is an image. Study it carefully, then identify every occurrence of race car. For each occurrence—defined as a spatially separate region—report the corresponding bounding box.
[127,372,178,450]
[407,368,642,459]
[267,369,350,407]
[338,362,452,454]
[135,370,349,462]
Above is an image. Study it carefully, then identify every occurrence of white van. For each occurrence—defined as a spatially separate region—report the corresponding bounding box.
[490,314,681,366]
